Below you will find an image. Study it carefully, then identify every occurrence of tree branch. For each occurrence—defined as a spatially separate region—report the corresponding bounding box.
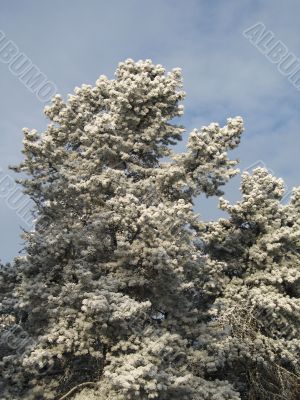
[58,381,97,400]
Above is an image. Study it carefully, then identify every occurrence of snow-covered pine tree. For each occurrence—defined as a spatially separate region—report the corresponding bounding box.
[0,59,244,400]
[201,168,300,399]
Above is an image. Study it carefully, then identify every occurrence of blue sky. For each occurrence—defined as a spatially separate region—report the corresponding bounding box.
[0,0,300,263]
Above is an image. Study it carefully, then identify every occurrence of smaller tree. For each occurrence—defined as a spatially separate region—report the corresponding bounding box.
[201,168,300,399]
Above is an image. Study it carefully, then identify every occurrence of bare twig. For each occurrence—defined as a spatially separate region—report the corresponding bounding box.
[58,381,97,400]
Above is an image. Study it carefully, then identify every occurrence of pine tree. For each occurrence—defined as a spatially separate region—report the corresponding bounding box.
[201,168,300,399]
[2,58,299,400]
[0,59,245,400]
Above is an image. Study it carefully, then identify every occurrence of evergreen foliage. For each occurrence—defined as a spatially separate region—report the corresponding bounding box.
[0,59,299,400]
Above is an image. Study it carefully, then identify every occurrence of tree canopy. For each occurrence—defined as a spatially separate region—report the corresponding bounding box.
[0,59,299,400]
